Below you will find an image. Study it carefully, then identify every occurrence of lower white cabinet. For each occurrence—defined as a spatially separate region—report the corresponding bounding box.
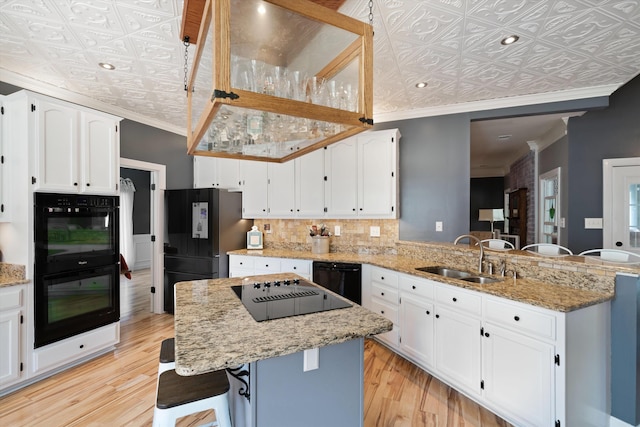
[363,267,608,427]
[32,322,119,374]
[0,285,26,389]
[229,255,311,280]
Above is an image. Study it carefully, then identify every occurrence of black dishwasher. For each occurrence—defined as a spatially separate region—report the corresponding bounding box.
[312,261,362,304]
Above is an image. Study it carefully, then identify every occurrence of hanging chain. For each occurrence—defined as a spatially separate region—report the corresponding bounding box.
[183,36,190,94]
[368,0,374,26]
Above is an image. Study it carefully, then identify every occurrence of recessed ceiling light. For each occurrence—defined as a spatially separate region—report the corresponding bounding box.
[98,62,115,70]
[415,82,428,88]
[257,4,266,14]
[501,35,519,45]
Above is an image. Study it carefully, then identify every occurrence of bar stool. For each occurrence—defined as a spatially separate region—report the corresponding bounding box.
[153,338,233,427]
[158,338,175,374]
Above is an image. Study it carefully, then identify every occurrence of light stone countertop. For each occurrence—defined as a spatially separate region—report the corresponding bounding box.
[0,263,28,288]
[174,273,393,376]
[228,248,616,313]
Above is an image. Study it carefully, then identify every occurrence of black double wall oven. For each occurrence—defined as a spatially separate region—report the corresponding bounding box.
[34,193,120,348]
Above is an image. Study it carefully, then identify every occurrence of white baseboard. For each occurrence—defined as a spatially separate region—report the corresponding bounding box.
[611,416,640,427]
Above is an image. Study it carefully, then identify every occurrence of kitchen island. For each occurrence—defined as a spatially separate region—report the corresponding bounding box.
[173,273,392,427]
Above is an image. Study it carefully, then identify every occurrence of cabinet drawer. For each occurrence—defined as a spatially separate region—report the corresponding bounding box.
[371,267,398,287]
[0,287,23,311]
[436,285,481,316]
[253,257,281,272]
[370,299,398,323]
[281,259,311,275]
[399,275,434,300]
[484,297,556,340]
[371,282,398,305]
[229,256,254,271]
[33,323,119,373]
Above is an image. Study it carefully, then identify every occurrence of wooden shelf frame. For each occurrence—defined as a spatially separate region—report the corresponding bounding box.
[183,0,373,163]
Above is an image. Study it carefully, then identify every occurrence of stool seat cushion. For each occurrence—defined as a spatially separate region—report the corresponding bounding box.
[159,338,175,364]
[156,369,230,410]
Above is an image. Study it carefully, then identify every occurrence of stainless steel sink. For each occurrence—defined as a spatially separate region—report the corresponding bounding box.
[461,276,501,284]
[415,266,473,279]
[416,266,502,284]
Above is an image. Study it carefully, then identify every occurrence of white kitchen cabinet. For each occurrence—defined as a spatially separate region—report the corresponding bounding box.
[32,322,119,374]
[228,255,311,280]
[324,137,358,217]
[367,266,400,348]
[6,91,121,195]
[193,156,241,190]
[0,96,8,222]
[240,161,269,218]
[398,274,435,368]
[358,129,399,217]
[481,322,555,427]
[80,111,120,194]
[295,148,325,218]
[0,285,26,390]
[324,129,399,218]
[267,162,295,217]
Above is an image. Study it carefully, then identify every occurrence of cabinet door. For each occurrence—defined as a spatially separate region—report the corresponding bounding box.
[268,162,295,217]
[81,112,119,194]
[0,97,6,222]
[399,294,434,368]
[241,161,268,218]
[434,305,481,396]
[482,323,555,427]
[217,158,241,190]
[295,149,325,218]
[34,99,79,192]
[193,156,218,188]
[324,137,357,217]
[0,309,21,386]
[358,130,397,217]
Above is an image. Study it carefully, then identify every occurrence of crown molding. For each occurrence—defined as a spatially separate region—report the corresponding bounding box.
[373,84,620,124]
[0,69,187,137]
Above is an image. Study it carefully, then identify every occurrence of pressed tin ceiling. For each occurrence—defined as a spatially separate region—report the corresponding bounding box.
[0,0,639,137]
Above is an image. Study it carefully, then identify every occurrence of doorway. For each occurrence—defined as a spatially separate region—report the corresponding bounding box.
[603,157,640,256]
[120,158,166,314]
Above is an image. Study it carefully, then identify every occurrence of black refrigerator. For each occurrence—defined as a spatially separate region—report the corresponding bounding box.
[164,188,252,313]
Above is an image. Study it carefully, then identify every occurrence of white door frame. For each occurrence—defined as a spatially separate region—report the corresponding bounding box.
[538,167,561,244]
[120,158,166,314]
[603,157,640,250]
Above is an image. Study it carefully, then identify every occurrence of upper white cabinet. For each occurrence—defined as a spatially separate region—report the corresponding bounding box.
[240,161,269,217]
[324,129,399,218]
[193,156,241,191]
[267,162,296,217]
[0,96,8,222]
[295,148,325,218]
[6,91,121,195]
[324,137,358,217]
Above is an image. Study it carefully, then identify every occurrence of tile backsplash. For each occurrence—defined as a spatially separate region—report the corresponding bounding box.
[252,219,399,254]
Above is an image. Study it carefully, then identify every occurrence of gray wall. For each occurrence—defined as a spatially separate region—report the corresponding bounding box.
[539,135,569,247]
[374,114,471,242]
[470,177,505,232]
[567,75,640,253]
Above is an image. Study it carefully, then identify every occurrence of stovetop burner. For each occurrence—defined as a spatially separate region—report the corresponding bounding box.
[231,278,352,322]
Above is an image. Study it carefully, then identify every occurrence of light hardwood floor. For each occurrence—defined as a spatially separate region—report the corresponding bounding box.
[0,269,511,426]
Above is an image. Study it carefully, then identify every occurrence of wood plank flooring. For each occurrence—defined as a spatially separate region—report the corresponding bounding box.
[0,269,511,426]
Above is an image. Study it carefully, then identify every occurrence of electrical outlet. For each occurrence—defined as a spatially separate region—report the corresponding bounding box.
[584,218,603,229]
[435,221,443,232]
[370,226,380,237]
[334,225,341,236]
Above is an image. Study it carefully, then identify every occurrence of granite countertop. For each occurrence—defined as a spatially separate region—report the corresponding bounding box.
[0,263,28,288]
[228,249,614,313]
[174,273,393,376]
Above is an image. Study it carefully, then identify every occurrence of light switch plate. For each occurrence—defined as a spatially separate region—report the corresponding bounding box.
[334,225,341,236]
[303,348,319,371]
[435,221,443,232]
[584,218,603,229]
[370,226,380,237]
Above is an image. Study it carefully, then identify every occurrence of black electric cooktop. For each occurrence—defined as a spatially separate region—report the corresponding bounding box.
[231,278,352,322]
